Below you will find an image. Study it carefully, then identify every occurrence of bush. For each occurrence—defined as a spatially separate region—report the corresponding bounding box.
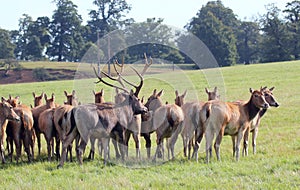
[33,67,52,81]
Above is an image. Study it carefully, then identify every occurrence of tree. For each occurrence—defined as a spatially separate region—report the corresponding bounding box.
[260,4,291,62]
[47,0,83,61]
[283,0,300,59]
[186,1,238,66]
[236,21,261,64]
[124,18,184,63]
[0,29,15,59]
[87,0,132,42]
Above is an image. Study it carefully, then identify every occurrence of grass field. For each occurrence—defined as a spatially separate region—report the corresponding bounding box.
[0,61,299,189]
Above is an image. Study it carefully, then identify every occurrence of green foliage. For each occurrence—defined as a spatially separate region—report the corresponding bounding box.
[0,61,299,189]
[32,67,55,81]
[186,1,238,66]
[0,29,15,59]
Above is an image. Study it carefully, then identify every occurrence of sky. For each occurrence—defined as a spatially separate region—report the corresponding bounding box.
[0,0,291,31]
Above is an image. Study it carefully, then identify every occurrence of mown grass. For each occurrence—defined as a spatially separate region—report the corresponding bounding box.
[0,61,299,189]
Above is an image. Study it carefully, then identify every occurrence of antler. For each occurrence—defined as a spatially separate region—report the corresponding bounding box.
[141,53,153,76]
[93,66,129,93]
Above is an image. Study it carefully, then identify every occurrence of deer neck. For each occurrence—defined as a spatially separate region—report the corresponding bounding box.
[245,98,261,121]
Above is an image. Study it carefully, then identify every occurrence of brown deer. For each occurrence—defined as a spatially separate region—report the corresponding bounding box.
[32,92,45,107]
[31,93,56,157]
[200,88,269,163]
[0,98,20,163]
[174,87,219,160]
[144,89,184,161]
[241,87,279,156]
[5,95,35,163]
[57,65,148,168]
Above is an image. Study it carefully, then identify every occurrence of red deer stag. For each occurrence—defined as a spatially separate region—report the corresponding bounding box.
[5,95,35,163]
[200,88,269,163]
[174,87,219,160]
[0,98,20,163]
[31,93,56,157]
[101,55,152,159]
[144,89,184,161]
[57,66,148,168]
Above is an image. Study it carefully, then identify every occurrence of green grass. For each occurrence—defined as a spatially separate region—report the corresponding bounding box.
[0,61,299,189]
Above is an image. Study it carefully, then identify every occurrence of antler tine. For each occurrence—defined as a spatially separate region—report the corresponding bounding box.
[130,66,144,97]
[101,70,126,88]
[93,66,129,93]
[141,53,153,76]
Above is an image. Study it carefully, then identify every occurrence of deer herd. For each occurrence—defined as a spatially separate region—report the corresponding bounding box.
[0,55,280,168]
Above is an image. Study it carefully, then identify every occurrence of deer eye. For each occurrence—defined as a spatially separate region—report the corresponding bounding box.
[265,94,269,97]
[254,94,258,98]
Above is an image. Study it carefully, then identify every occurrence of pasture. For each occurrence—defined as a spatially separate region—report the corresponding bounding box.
[0,61,299,189]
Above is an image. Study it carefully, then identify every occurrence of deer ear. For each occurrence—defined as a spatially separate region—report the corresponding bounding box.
[64,91,68,97]
[183,90,187,98]
[205,88,209,94]
[269,87,275,91]
[44,94,48,101]
[214,87,217,93]
[175,90,179,97]
[130,89,134,96]
[153,89,157,96]
[15,96,20,100]
[41,92,45,98]
[100,89,104,95]
[72,90,76,96]
[32,92,36,98]
[249,88,254,93]
[157,89,164,97]
[52,93,55,100]
[93,90,96,95]
[1,97,7,103]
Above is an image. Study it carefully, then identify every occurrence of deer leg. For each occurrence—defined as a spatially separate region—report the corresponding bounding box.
[243,127,250,157]
[205,126,214,164]
[57,128,78,168]
[252,127,258,154]
[132,133,140,159]
[98,139,103,158]
[14,135,21,163]
[55,136,60,161]
[9,138,14,162]
[143,133,151,159]
[47,137,52,162]
[88,136,95,160]
[36,132,41,156]
[77,139,87,165]
[231,136,236,157]
[235,127,247,161]
[101,137,110,165]
[123,130,131,158]
[214,127,224,161]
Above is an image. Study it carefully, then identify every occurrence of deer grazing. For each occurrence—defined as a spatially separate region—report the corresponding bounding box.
[57,62,148,168]
[200,88,269,163]
[174,87,219,160]
[5,95,35,163]
[0,98,20,163]
[143,89,184,161]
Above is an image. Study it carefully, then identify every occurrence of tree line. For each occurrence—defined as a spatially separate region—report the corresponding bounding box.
[0,0,300,67]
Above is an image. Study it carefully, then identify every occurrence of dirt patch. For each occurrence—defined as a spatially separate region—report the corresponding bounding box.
[0,69,84,84]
